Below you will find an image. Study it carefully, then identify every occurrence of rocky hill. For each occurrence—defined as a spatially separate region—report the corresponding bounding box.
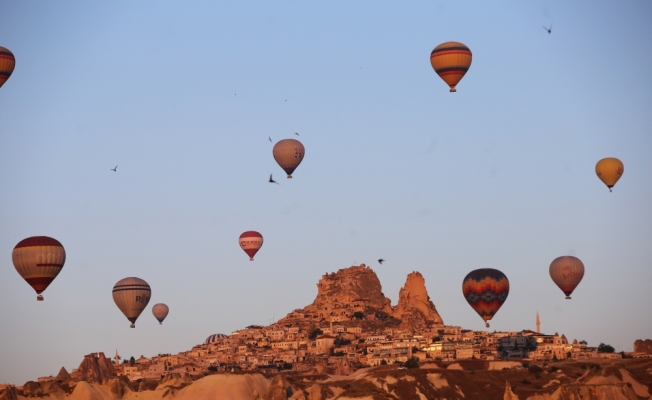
[3,359,651,399]
[277,264,443,331]
[634,339,652,354]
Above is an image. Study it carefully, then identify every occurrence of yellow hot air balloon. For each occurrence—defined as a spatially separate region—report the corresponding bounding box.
[0,46,16,89]
[595,158,624,192]
[430,42,472,92]
[113,277,151,328]
[273,139,305,178]
[12,236,66,301]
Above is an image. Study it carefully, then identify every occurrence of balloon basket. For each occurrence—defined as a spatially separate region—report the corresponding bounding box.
[250,258,254,261]
[159,322,162,325]
[130,324,135,328]
[485,322,489,328]
[287,175,293,179]
[450,88,457,93]
[565,296,571,300]
[37,295,44,301]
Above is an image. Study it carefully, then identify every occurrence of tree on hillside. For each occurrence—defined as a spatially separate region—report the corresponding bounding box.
[598,343,615,353]
[129,356,136,365]
[405,357,419,369]
[308,328,323,340]
[579,340,587,345]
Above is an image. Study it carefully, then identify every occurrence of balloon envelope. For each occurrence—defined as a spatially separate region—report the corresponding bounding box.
[549,256,584,299]
[12,236,66,301]
[595,158,624,192]
[113,277,151,328]
[0,46,15,89]
[430,42,472,92]
[152,303,169,324]
[273,139,305,178]
[239,231,263,261]
[462,268,509,328]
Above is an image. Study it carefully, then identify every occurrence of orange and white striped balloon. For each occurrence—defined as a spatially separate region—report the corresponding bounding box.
[430,42,472,92]
[0,46,16,89]
[239,231,263,261]
[12,236,66,301]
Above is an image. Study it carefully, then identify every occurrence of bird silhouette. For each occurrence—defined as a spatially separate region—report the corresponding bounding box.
[378,259,385,265]
[111,166,118,172]
[543,24,552,34]
[294,132,299,136]
[269,136,272,142]
[269,174,279,184]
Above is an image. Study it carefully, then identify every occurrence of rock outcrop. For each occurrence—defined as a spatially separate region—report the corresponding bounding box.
[21,381,43,397]
[392,271,443,329]
[0,387,17,400]
[634,339,652,354]
[311,264,392,313]
[70,352,116,383]
[262,374,295,400]
[55,366,72,383]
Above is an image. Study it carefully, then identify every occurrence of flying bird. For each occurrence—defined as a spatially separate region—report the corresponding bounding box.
[294,132,299,136]
[378,259,385,265]
[269,174,279,184]
[543,24,552,34]
[269,136,272,142]
[111,166,117,172]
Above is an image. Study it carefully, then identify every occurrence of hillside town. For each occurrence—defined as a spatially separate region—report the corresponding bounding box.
[59,265,645,383]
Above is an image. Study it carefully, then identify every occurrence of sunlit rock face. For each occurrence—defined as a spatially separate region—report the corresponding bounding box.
[634,339,652,354]
[70,352,116,384]
[392,271,444,329]
[311,264,393,313]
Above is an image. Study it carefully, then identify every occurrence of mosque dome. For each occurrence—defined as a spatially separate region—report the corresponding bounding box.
[205,333,228,344]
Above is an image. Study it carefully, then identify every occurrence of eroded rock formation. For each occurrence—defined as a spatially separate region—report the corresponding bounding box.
[70,352,116,384]
[392,271,443,329]
[634,339,652,354]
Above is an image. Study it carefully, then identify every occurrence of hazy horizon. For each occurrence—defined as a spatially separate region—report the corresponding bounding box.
[1,1,651,384]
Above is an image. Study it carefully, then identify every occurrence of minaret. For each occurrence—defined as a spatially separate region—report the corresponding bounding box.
[536,311,540,333]
[115,349,119,366]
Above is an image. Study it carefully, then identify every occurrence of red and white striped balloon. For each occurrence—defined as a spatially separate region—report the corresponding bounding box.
[239,231,263,261]
[12,236,66,301]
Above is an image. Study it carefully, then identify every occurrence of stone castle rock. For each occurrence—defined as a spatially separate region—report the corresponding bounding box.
[279,264,443,329]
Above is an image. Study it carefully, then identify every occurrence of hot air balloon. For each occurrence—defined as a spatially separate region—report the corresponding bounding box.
[273,139,305,178]
[0,46,15,89]
[430,42,472,92]
[12,236,66,301]
[595,158,624,192]
[113,277,151,328]
[462,268,509,328]
[152,303,169,325]
[239,231,263,261]
[549,256,584,299]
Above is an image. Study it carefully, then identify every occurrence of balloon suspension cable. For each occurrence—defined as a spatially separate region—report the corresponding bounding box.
[130,324,135,328]
[37,295,44,301]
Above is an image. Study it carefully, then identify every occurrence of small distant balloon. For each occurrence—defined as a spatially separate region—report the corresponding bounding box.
[595,158,624,192]
[462,268,509,328]
[549,256,584,299]
[239,231,263,261]
[273,139,305,178]
[430,42,472,92]
[152,303,169,325]
[0,46,16,89]
[113,277,151,328]
[12,236,66,301]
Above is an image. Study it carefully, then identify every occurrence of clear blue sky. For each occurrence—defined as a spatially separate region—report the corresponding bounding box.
[1,1,651,384]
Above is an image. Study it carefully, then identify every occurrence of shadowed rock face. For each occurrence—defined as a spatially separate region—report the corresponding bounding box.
[263,374,295,400]
[70,352,116,384]
[0,386,18,400]
[392,271,443,329]
[55,366,72,382]
[634,339,652,354]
